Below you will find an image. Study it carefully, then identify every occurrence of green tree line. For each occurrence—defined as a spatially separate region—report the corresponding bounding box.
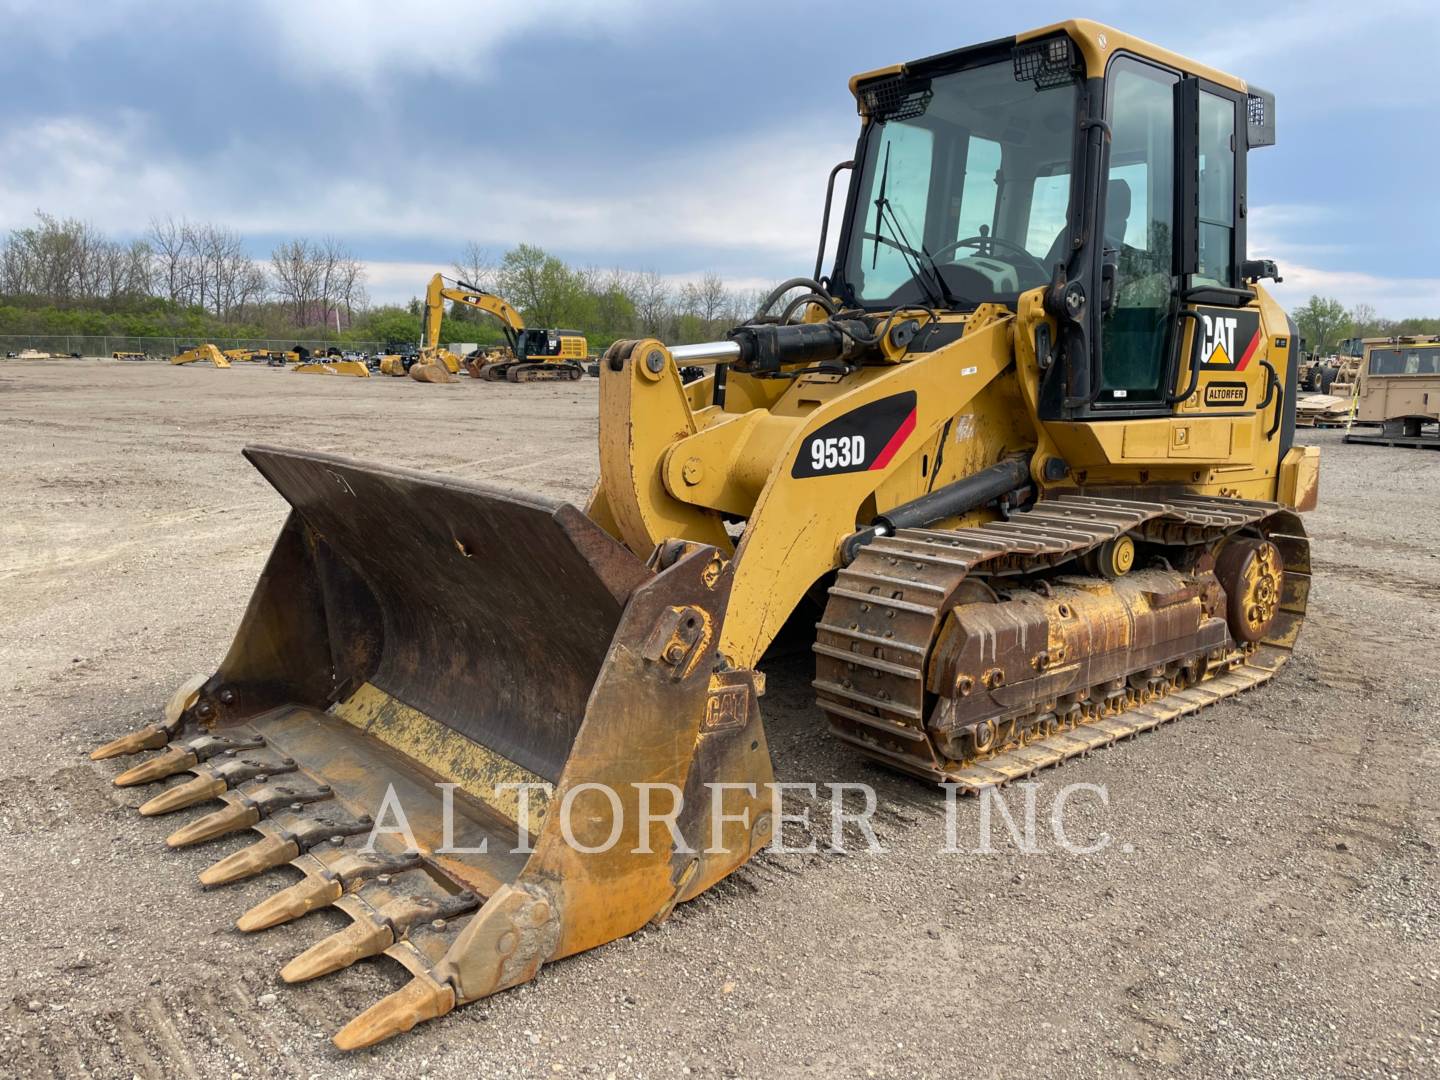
[1291,295,1440,356]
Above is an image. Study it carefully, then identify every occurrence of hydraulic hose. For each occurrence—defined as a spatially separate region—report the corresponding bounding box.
[753,277,830,322]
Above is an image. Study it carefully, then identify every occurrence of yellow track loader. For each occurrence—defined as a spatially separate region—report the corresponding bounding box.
[94,20,1315,1051]
[171,344,231,368]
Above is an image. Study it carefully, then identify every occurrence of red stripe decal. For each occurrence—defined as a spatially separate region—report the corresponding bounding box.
[1236,329,1261,371]
[869,408,917,471]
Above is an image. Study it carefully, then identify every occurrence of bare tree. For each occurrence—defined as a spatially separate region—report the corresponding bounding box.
[0,212,147,303]
[454,242,497,293]
[1347,302,1381,340]
[271,238,321,326]
[199,225,244,318]
[147,217,191,305]
[146,217,267,318]
[632,270,672,338]
[269,236,365,329]
[94,238,154,302]
[693,272,728,331]
[316,236,365,327]
[677,271,733,341]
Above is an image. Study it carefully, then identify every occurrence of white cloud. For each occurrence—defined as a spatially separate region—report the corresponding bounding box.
[1188,1,1440,107]
[1263,263,1440,319]
[1249,202,1440,316]
[249,0,654,88]
[12,105,1433,319]
[0,110,854,272]
[0,113,192,226]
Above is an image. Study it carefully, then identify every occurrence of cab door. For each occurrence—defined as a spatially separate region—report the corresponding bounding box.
[1093,55,1179,410]
[1173,76,1273,440]
[1069,54,1277,465]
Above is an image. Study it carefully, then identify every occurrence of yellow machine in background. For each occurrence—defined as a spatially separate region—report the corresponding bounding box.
[295,359,370,378]
[171,344,231,368]
[390,274,471,382]
[96,20,1315,1052]
[409,273,588,383]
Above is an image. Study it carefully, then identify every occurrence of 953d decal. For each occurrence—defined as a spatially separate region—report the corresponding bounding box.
[792,391,917,478]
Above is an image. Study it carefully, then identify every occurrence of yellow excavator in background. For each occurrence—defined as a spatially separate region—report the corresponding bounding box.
[387,276,465,382]
[171,344,231,368]
[94,20,1315,1052]
[382,274,481,383]
[408,273,588,383]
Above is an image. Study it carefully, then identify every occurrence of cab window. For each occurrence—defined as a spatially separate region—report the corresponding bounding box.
[860,123,935,298]
[1196,91,1237,286]
[955,136,1001,242]
[1025,171,1070,255]
[1099,56,1178,402]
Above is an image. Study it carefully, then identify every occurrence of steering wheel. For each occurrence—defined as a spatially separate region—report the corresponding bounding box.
[934,235,1050,277]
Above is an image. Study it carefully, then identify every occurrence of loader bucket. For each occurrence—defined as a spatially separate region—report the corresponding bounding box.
[93,446,774,1049]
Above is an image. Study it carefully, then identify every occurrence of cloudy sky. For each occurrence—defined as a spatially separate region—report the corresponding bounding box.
[2,0,1436,315]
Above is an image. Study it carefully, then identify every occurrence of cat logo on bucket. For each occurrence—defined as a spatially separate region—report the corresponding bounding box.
[1194,307,1262,371]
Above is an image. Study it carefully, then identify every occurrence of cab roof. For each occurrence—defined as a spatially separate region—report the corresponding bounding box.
[849,18,1247,100]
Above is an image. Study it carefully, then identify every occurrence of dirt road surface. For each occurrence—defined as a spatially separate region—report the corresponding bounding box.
[2,359,1437,1079]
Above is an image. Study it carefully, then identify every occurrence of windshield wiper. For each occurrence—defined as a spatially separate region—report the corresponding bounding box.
[868,138,959,309]
[870,142,891,270]
[876,197,949,309]
[905,220,960,309]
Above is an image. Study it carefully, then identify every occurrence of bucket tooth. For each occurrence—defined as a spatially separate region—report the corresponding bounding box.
[237,874,343,932]
[198,833,299,887]
[165,801,260,848]
[139,775,226,816]
[281,918,393,983]
[113,746,197,788]
[199,806,374,888]
[91,723,169,761]
[91,675,203,761]
[166,777,333,849]
[141,753,299,817]
[332,973,455,1051]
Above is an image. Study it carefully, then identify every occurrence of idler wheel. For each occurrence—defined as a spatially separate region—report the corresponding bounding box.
[1214,537,1284,643]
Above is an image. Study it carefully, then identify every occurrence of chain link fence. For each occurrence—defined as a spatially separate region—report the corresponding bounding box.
[1,334,388,357]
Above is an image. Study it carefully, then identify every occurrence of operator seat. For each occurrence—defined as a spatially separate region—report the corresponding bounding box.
[1044,177,1133,267]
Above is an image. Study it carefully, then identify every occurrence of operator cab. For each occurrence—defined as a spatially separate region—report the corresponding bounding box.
[831,22,1278,423]
[515,328,584,360]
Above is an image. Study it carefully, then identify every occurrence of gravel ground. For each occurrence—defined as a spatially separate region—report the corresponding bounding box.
[1,358,1437,1079]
